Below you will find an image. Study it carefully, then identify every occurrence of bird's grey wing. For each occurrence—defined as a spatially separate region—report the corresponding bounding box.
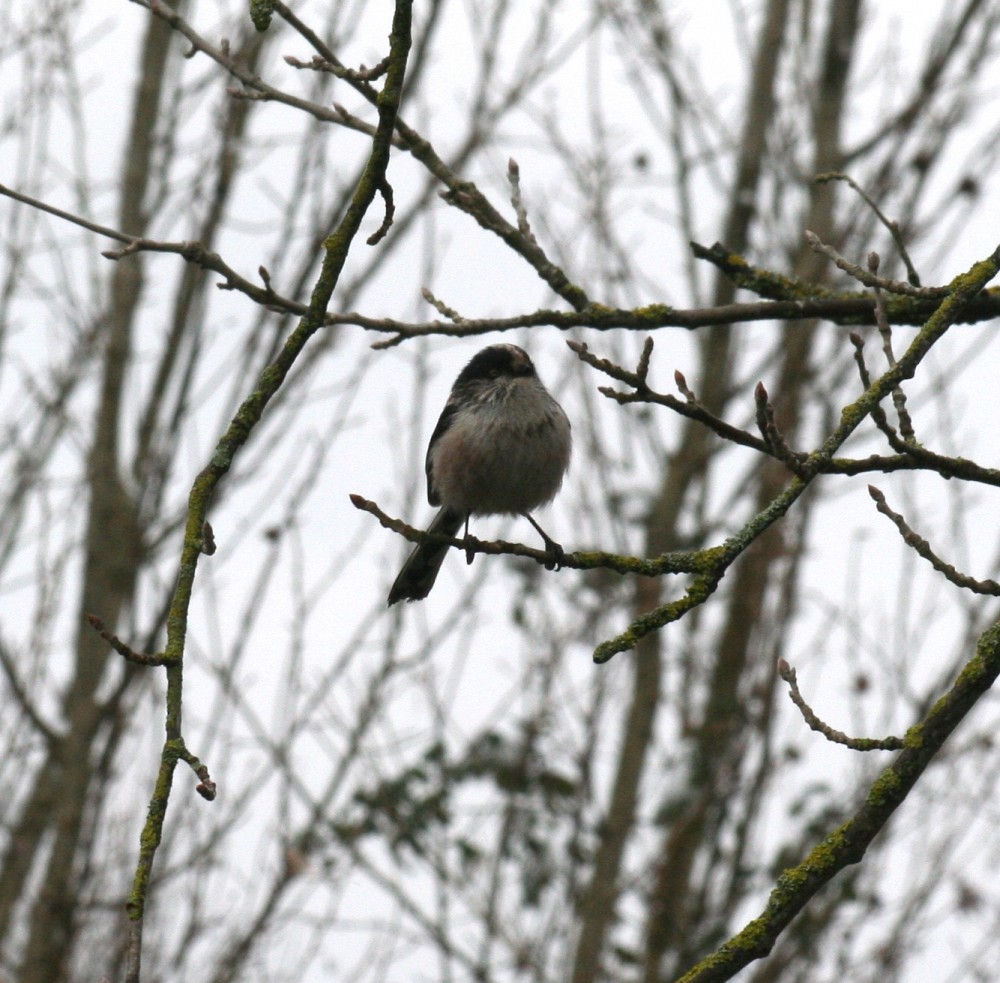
[424,399,459,506]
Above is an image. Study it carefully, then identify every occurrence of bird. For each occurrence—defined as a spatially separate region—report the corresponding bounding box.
[387,343,571,605]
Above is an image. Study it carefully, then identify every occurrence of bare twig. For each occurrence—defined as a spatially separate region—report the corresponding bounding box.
[507,157,538,245]
[868,485,1000,595]
[844,333,1000,484]
[816,171,923,286]
[804,230,946,298]
[572,337,1000,488]
[176,746,218,801]
[366,174,396,246]
[85,614,173,667]
[847,331,899,443]
[0,181,312,312]
[681,620,1000,982]
[361,290,1000,347]
[754,381,805,474]
[777,659,903,751]
[868,252,916,441]
[420,287,467,323]
[273,0,590,311]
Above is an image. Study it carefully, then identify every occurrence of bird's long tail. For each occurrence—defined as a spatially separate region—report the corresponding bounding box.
[387,507,464,605]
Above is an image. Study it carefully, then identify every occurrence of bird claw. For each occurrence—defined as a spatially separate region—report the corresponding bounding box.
[541,537,565,571]
[545,542,566,570]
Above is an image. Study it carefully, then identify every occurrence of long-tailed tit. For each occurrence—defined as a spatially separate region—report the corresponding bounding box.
[387,344,571,605]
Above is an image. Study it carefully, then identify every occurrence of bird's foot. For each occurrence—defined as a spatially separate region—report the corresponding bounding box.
[523,513,564,570]
[540,534,565,571]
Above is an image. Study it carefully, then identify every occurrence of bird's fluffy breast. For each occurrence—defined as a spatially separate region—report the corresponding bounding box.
[428,381,570,516]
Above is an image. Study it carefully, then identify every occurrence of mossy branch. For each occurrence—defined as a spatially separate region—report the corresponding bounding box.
[591,243,1000,663]
[676,619,1000,982]
[122,3,414,981]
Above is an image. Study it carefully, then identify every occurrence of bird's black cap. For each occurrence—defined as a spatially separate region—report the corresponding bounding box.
[453,344,535,388]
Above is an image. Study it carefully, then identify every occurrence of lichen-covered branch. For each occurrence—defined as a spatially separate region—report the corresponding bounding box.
[677,618,1000,982]
[121,3,414,981]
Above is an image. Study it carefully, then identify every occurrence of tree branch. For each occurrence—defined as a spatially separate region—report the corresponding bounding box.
[679,619,1000,982]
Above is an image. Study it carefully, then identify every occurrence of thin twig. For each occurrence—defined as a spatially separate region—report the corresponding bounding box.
[868,252,916,441]
[507,157,537,245]
[816,171,923,286]
[685,621,1000,981]
[847,331,898,443]
[569,340,794,463]
[754,381,806,475]
[804,230,946,298]
[85,614,173,667]
[366,174,395,246]
[575,336,1000,487]
[777,659,903,751]
[177,746,218,801]
[420,287,467,323]
[868,486,1000,595]
[844,333,998,485]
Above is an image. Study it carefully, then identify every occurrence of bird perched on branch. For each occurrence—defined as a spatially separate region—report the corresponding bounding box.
[388,344,571,605]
